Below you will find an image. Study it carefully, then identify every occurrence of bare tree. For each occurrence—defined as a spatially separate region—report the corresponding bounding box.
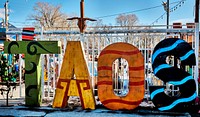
[116,14,138,27]
[115,14,139,42]
[29,2,77,30]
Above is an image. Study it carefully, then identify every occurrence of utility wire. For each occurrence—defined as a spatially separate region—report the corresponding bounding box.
[9,0,184,25]
[95,1,181,19]
[95,5,162,19]
[151,0,187,25]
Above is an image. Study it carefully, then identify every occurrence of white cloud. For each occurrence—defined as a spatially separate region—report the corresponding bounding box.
[0,8,5,19]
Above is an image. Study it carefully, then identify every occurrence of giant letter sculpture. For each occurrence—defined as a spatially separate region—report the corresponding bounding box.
[4,41,61,106]
[53,41,95,109]
[98,42,144,110]
[150,38,196,111]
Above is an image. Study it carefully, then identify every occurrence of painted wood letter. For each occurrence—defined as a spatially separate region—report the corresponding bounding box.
[150,38,196,111]
[98,42,144,110]
[53,41,95,109]
[4,41,61,106]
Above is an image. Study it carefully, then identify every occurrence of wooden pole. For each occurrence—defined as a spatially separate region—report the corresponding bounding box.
[67,0,96,33]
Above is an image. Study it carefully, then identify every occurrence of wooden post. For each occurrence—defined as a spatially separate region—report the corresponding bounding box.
[67,0,96,33]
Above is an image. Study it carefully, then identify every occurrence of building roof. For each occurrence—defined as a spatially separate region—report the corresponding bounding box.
[0,22,17,29]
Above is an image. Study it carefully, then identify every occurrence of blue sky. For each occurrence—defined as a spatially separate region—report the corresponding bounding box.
[0,0,196,27]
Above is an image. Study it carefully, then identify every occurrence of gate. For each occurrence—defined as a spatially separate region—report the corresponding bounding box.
[5,24,199,104]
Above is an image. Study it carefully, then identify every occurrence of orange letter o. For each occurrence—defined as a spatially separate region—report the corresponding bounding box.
[98,42,144,110]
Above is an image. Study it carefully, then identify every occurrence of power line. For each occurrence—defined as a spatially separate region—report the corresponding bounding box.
[95,1,181,19]
[96,5,162,19]
[9,21,33,23]
[8,0,186,26]
[151,0,187,25]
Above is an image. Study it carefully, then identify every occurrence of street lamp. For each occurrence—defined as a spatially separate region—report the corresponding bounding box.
[162,0,170,29]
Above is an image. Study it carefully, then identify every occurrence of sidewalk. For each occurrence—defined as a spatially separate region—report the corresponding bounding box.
[0,84,199,117]
[0,83,25,106]
[0,105,196,117]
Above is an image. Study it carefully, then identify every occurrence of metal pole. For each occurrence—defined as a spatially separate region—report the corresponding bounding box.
[53,54,56,97]
[167,0,169,29]
[195,0,199,23]
[19,34,22,97]
[47,54,50,99]
[92,34,95,90]
[4,0,9,31]
[40,26,45,99]
[194,0,199,96]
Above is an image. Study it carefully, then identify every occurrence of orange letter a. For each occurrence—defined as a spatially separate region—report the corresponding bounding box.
[53,41,95,109]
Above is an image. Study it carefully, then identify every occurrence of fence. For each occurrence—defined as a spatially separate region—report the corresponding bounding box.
[5,24,199,103]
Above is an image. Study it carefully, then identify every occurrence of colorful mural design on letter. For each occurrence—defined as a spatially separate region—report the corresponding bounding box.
[53,41,95,109]
[150,38,196,111]
[4,41,61,106]
[98,42,144,110]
